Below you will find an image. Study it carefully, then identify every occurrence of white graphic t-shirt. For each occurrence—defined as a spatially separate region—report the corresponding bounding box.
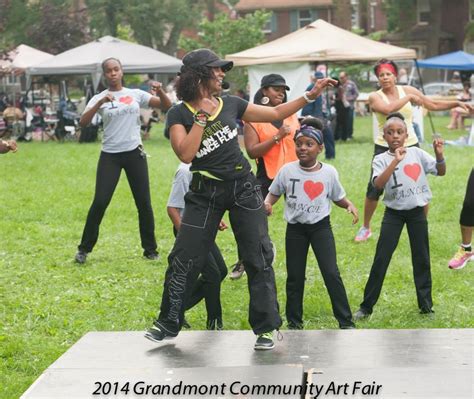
[372,147,438,210]
[85,88,151,153]
[167,163,192,217]
[269,161,346,224]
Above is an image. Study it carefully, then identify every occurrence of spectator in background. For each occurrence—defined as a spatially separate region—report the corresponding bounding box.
[335,71,359,141]
[2,101,24,124]
[398,68,409,85]
[447,81,472,130]
[0,139,17,154]
[302,71,336,159]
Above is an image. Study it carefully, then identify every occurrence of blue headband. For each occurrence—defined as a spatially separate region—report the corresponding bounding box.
[294,125,324,145]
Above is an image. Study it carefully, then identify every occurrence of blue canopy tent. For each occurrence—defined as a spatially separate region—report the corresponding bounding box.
[415,51,474,136]
[417,50,474,71]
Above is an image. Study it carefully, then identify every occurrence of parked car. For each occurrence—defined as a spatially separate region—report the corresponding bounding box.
[423,82,463,97]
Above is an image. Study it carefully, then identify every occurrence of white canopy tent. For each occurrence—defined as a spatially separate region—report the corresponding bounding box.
[27,36,182,89]
[0,44,53,75]
[226,19,417,102]
[11,44,54,71]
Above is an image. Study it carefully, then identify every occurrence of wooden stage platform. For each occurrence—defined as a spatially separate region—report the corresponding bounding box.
[21,329,473,398]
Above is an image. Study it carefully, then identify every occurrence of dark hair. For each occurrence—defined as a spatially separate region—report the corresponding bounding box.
[384,112,407,131]
[300,116,324,131]
[176,65,215,102]
[101,57,122,72]
[373,59,398,77]
[254,87,288,106]
[386,112,405,121]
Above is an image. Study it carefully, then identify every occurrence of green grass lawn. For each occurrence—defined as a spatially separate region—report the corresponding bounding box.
[1,115,473,398]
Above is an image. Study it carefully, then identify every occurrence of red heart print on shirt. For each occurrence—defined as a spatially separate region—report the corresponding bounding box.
[403,163,421,182]
[119,96,133,105]
[304,181,324,201]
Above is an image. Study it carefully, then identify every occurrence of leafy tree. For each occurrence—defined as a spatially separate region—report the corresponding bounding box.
[0,0,35,52]
[383,0,416,33]
[179,10,271,90]
[125,0,202,54]
[86,0,127,38]
[86,0,202,55]
[25,0,88,54]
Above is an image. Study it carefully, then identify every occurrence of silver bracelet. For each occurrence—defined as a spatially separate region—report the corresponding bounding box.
[303,91,315,103]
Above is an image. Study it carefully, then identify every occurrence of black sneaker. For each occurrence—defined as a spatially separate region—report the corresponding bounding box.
[144,323,177,343]
[287,322,303,330]
[144,252,160,261]
[340,324,356,329]
[254,331,275,350]
[353,308,370,321]
[75,250,88,264]
[420,307,435,315]
[229,261,245,280]
[207,318,223,330]
[182,318,191,329]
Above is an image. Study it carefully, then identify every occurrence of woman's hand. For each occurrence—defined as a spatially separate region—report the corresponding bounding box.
[276,124,291,141]
[218,220,228,231]
[198,98,217,115]
[307,78,338,100]
[150,81,163,95]
[457,101,472,113]
[100,93,115,106]
[409,94,423,106]
[433,138,444,158]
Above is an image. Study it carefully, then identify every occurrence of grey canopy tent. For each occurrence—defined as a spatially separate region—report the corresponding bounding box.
[26,36,182,89]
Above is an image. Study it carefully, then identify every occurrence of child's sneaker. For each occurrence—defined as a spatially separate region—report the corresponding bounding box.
[229,261,245,280]
[448,247,473,270]
[355,226,372,242]
[254,331,275,350]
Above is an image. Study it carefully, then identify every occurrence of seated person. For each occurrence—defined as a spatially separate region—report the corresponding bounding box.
[447,82,473,130]
[2,104,24,124]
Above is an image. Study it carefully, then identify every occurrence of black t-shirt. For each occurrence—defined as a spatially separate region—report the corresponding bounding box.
[166,95,251,180]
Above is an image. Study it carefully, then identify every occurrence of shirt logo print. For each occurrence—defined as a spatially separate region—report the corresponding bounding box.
[303,181,324,200]
[119,96,133,105]
[404,163,421,182]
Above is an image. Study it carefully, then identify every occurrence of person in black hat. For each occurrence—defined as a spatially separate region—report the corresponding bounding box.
[229,74,300,281]
[301,71,336,159]
[145,48,336,351]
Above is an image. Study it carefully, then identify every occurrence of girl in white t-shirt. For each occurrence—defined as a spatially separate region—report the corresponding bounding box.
[354,113,446,320]
[265,119,358,329]
[74,58,171,264]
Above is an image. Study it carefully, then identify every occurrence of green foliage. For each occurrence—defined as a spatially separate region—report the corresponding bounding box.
[383,0,416,33]
[86,0,127,38]
[367,30,388,41]
[126,0,202,54]
[1,116,473,398]
[179,10,271,91]
[0,0,87,54]
[465,21,474,42]
[0,0,37,51]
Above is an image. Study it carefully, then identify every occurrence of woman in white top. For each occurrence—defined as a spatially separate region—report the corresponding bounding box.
[355,58,471,242]
[75,57,172,264]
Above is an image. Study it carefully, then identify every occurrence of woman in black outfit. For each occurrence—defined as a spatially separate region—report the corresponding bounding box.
[145,49,336,350]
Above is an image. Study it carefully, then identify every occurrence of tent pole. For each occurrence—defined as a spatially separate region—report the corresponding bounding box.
[415,59,435,135]
[325,63,331,119]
